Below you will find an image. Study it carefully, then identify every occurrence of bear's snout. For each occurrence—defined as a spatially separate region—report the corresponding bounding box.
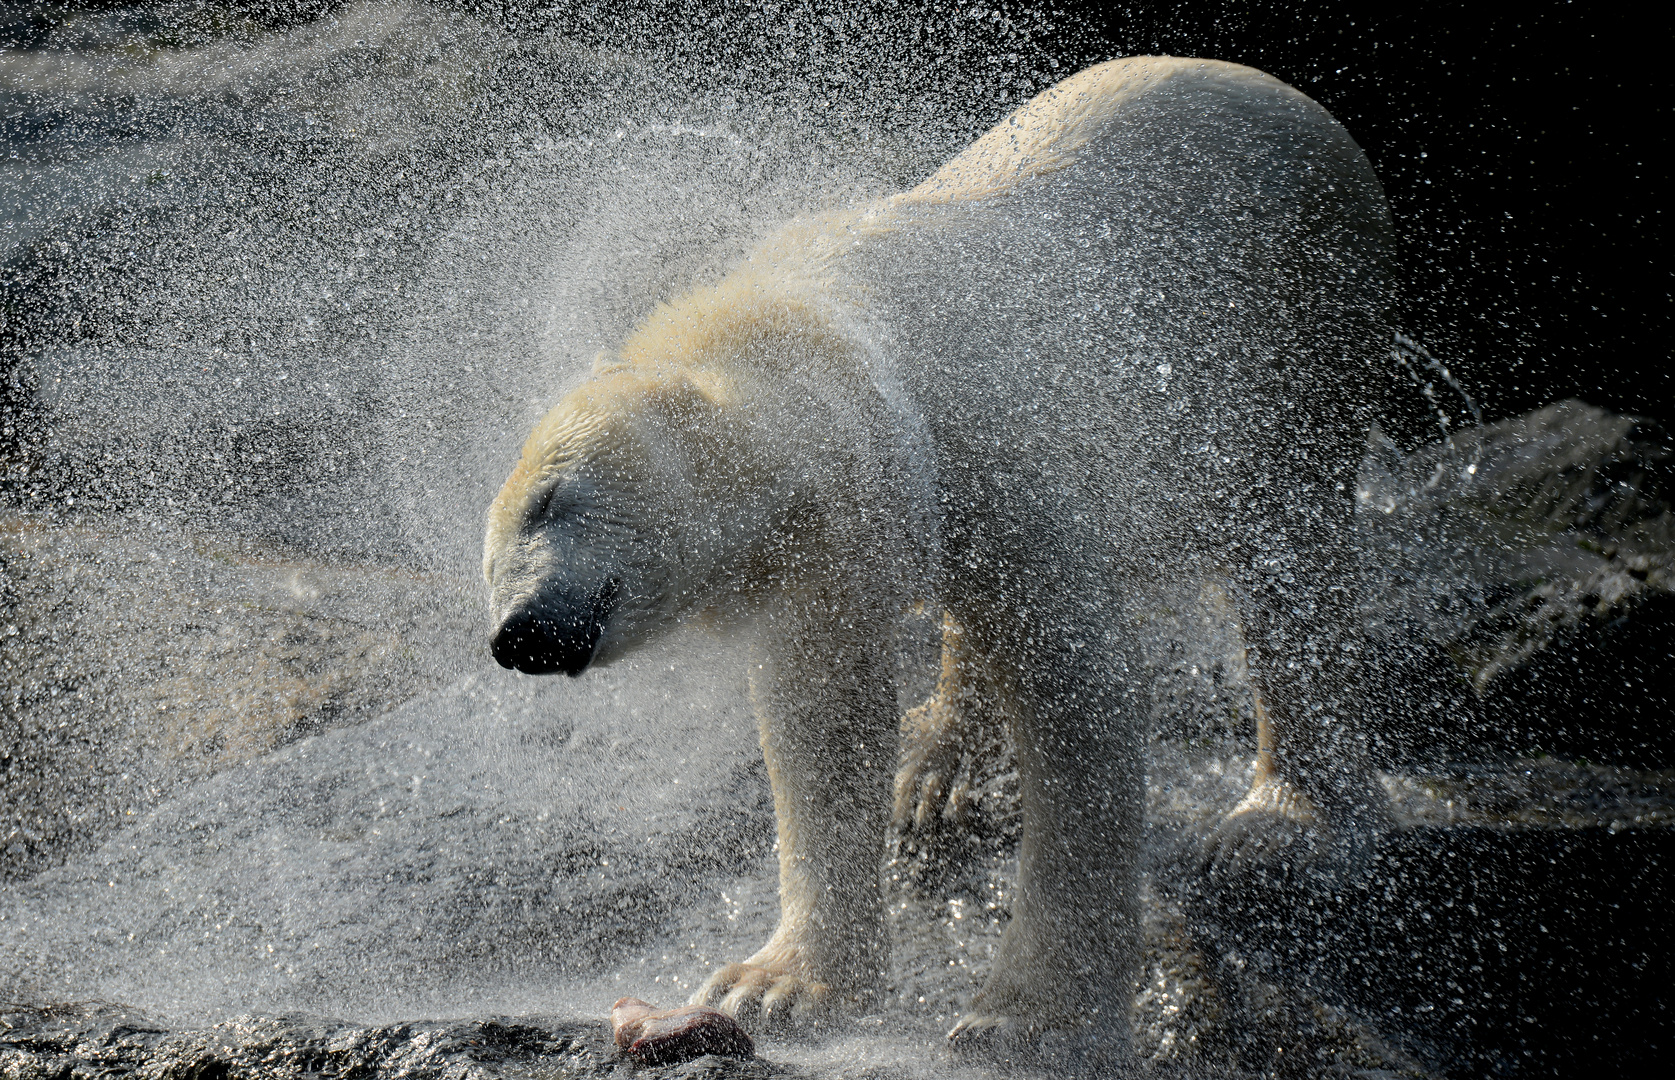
[489,580,618,677]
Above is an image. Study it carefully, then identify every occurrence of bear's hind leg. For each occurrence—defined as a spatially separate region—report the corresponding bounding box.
[1202,564,1392,877]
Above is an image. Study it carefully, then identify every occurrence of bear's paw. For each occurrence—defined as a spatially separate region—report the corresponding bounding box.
[1198,772,1335,879]
[948,1010,1128,1071]
[892,696,980,835]
[690,961,833,1032]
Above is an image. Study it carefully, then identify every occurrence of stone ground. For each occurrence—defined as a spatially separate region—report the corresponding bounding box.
[882,741,1674,1078]
[0,510,478,881]
[0,1002,789,1080]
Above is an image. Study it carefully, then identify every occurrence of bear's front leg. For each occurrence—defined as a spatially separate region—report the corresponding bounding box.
[691,613,897,1030]
[947,623,1144,1063]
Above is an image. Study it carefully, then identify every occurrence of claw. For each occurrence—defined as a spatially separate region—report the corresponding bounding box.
[693,961,831,1033]
[948,1011,1030,1049]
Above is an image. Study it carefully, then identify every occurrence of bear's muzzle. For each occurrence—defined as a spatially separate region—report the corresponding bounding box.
[489,580,618,677]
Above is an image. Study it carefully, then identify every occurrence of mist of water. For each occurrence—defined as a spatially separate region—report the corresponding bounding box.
[1,4,1669,1077]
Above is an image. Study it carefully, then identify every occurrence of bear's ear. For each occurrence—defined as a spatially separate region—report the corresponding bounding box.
[642,369,731,428]
[591,350,629,375]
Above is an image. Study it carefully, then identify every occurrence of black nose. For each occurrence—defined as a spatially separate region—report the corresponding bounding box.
[490,581,618,676]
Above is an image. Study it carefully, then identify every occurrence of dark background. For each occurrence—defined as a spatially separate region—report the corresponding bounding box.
[1050,1,1668,428]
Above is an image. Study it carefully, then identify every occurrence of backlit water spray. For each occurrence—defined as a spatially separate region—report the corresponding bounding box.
[1,5,1668,1078]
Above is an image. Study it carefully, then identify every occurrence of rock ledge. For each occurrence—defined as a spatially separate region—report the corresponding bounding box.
[0,1003,786,1080]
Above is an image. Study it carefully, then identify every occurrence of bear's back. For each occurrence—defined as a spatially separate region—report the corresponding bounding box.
[850,57,1399,571]
[899,57,1384,233]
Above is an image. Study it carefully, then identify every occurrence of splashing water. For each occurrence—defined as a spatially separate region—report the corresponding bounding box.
[1,5,1670,1079]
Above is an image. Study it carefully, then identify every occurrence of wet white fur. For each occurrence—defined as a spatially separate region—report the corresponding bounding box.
[486,56,1395,1047]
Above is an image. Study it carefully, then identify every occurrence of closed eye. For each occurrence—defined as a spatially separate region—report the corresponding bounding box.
[529,475,615,531]
[527,483,563,526]
[529,471,585,525]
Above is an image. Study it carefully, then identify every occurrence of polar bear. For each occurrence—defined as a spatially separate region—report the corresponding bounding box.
[484,57,1396,1054]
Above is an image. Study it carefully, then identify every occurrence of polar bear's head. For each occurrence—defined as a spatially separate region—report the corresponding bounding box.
[484,276,912,676]
[483,365,741,676]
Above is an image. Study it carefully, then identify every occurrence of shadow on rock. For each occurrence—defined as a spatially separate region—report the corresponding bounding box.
[1188,820,1673,1076]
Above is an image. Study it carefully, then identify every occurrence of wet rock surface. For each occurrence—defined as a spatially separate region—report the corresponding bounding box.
[0,656,773,1021]
[886,753,1674,1078]
[0,1002,788,1080]
[1188,823,1672,1076]
[0,510,475,881]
